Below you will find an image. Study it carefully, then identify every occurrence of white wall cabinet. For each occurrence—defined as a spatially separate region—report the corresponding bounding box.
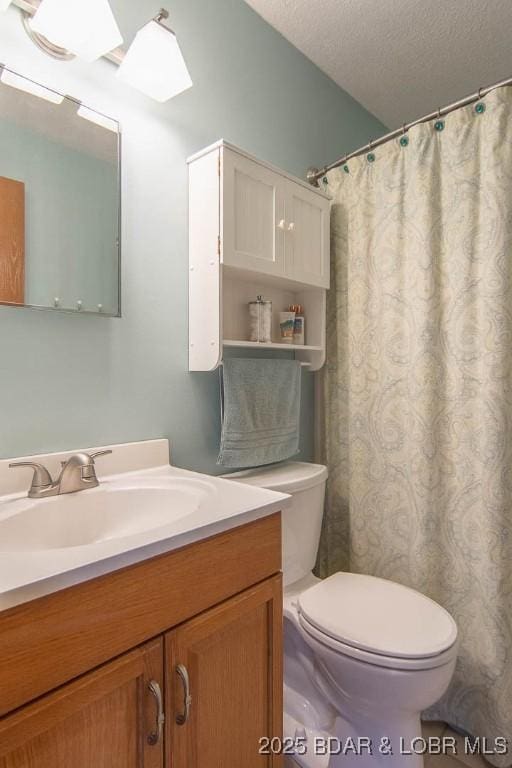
[285,181,329,287]
[222,148,286,278]
[221,144,329,287]
[188,140,330,372]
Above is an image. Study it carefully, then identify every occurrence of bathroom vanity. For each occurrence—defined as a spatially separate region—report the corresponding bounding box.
[0,440,287,767]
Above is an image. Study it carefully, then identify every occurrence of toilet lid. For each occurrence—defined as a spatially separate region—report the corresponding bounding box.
[298,572,457,659]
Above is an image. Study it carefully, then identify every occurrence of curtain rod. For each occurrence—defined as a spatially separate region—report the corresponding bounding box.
[307,75,512,186]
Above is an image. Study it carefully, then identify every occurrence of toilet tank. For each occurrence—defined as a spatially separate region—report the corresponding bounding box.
[222,462,327,586]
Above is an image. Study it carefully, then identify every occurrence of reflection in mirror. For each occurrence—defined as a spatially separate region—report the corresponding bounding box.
[0,66,120,316]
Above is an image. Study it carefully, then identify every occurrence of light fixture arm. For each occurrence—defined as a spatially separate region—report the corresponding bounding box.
[153,7,175,35]
[20,6,74,60]
[154,8,169,23]
[11,0,126,64]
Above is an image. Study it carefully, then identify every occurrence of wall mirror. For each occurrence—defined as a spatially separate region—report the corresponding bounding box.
[0,66,120,316]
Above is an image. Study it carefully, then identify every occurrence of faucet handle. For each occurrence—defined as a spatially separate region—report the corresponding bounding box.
[80,450,112,482]
[9,462,53,491]
[88,450,113,462]
[57,449,113,493]
[60,449,113,468]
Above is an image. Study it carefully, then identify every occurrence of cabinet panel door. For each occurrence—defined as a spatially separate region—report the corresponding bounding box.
[166,575,283,768]
[0,640,164,768]
[285,182,330,288]
[0,176,25,305]
[222,149,286,277]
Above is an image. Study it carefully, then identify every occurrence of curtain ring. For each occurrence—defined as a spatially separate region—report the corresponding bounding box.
[402,123,407,134]
[478,87,483,99]
[434,108,445,132]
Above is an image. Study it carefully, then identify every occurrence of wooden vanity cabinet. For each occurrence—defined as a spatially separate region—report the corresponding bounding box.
[0,514,283,768]
[0,639,164,768]
[167,576,282,768]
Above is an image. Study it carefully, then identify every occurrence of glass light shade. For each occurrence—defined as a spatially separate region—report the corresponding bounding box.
[31,0,123,62]
[0,0,13,11]
[0,68,64,104]
[116,20,193,102]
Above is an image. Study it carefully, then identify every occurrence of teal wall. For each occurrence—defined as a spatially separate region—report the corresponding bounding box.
[0,119,118,312]
[0,0,385,473]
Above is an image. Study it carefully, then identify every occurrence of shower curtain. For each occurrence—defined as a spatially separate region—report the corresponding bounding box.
[318,86,512,765]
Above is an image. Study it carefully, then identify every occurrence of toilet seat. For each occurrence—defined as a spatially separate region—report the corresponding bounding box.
[298,613,457,670]
[297,572,458,671]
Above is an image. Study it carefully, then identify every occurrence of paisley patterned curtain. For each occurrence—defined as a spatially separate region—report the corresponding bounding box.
[317,86,512,765]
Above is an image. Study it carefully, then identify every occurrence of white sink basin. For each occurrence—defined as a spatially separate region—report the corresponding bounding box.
[0,478,214,552]
[0,448,289,611]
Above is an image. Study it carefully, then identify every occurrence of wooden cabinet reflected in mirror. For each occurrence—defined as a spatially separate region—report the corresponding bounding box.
[0,176,25,305]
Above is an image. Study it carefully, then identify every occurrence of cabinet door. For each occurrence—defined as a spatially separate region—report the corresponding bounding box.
[222,148,286,277]
[0,177,25,304]
[285,181,330,288]
[166,575,283,768]
[0,639,164,768]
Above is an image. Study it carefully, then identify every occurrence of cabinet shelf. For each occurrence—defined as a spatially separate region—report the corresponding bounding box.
[223,339,323,352]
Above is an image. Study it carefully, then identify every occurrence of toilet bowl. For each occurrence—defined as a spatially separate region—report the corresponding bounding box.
[224,462,458,768]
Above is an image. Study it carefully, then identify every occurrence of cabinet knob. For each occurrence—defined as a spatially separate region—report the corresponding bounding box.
[287,222,295,232]
[277,219,286,230]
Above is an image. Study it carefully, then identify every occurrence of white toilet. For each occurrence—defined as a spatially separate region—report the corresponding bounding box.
[226,462,458,768]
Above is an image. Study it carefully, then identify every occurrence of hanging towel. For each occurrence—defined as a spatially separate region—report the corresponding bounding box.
[217,358,301,468]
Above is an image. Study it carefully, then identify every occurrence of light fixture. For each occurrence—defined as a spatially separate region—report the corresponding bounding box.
[9,2,194,103]
[30,0,123,62]
[116,9,192,102]
[0,66,64,104]
[77,104,118,133]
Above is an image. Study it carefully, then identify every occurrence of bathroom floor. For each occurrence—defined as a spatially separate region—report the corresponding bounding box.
[283,723,491,768]
[423,723,490,768]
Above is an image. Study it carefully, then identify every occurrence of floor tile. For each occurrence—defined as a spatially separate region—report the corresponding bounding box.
[425,754,464,768]
[440,728,492,768]
[283,722,493,768]
[422,721,448,740]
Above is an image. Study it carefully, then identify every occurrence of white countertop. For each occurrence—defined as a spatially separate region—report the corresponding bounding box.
[0,440,289,611]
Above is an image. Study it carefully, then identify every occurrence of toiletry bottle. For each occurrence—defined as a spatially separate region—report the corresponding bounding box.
[290,304,305,345]
[279,310,296,344]
[248,295,272,342]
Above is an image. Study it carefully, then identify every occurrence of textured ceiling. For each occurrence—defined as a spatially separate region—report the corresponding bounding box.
[243,0,512,129]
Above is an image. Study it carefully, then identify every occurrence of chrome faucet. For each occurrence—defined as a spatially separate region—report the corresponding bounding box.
[9,450,112,499]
